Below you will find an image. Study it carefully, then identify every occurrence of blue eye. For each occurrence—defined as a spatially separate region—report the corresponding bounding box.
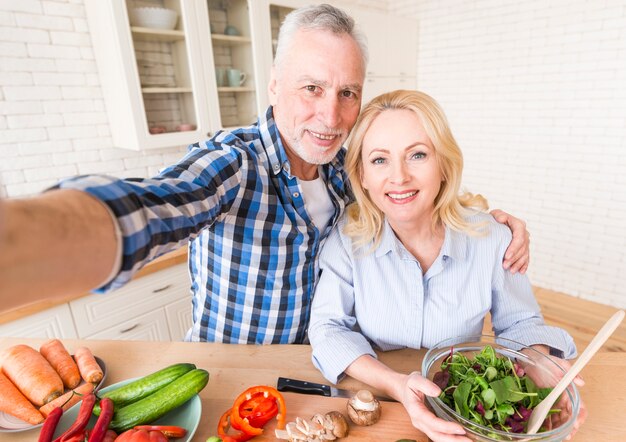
[371,157,385,165]
[412,151,426,160]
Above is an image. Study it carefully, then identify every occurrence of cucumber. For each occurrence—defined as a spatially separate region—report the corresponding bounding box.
[93,363,195,415]
[109,368,209,432]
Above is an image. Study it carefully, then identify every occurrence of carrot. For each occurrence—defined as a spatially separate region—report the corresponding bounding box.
[74,347,103,383]
[1,344,63,406]
[39,381,95,418]
[0,371,45,425]
[40,339,81,389]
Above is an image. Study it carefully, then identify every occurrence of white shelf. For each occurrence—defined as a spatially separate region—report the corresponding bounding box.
[217,86,255,93]
[131,26,186,42]
[211,34,252,45]
[141,87,193,94]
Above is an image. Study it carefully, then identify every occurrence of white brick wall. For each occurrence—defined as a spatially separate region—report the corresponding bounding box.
[390,0,626,309]
[0,0,187,198]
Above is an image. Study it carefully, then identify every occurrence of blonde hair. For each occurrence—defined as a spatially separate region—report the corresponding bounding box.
[344,90,488,249]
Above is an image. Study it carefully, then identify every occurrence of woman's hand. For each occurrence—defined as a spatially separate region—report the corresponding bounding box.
[490,209,530,274]
[398,371,471,442]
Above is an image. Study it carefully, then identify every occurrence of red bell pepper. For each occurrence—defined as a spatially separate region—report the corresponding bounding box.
[217,408,253,442]
[230,386,287,435]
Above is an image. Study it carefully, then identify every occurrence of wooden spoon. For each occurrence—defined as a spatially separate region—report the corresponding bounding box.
[526,309,625,434]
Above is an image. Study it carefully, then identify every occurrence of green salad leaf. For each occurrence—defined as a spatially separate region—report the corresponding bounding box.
[433,345,559,436]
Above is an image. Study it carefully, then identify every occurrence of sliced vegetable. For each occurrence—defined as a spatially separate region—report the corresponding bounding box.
[230,385,286,435]
[94,363,195,415]
[109,368,209,432]
[0,344,64,406]
[38,407,63,442]
[74,347,103,384]
[0,371,45,424]
[217,408,253,442]
[88,397,114,442]
[52,392,96,442]
[40,339,81,389]
[134,425,187,438]
[237,392,278,428]
[40,381,95,418]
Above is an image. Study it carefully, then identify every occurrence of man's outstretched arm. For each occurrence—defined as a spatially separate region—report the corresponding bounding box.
[0,189,120,312]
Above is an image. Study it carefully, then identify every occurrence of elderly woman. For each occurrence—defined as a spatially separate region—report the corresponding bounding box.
[308,90,585,441]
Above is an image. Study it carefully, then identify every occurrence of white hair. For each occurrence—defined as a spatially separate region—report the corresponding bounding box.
[273,3,369,74]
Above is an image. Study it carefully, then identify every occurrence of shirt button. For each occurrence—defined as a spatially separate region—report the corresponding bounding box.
[293,192,300,198]
[273,164,280,171]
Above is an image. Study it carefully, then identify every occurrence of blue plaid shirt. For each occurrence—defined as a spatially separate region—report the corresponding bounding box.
[56,107,353,344]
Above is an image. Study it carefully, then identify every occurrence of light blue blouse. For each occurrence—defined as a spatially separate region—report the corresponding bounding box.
[308,212,577,384]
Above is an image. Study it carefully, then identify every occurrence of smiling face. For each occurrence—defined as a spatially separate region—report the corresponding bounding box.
[360,109,443,232]
[268,29,365,175]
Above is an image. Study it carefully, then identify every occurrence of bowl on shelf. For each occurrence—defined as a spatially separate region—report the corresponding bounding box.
[422,335,579,442]
[130,7,178,30]
[176,123,196,132]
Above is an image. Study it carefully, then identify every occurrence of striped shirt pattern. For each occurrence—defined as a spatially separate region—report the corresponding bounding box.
[309,212,577,384]
[56,107,352,344]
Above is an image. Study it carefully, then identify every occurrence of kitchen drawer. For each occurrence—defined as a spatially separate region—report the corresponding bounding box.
[84,308,171,341]
[70,264,189,337]
[165,297,193,342]
[0,304,78,339]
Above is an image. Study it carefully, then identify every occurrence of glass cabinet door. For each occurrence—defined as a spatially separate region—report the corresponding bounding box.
[207,0,257,129]
[84,0,214,150]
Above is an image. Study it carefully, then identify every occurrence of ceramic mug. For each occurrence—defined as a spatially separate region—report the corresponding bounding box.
[215,67,226,87]
[227,68,247,87]
[224,25,240,36]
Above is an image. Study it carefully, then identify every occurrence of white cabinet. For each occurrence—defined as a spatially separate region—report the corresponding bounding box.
[86,309,172,341]
[0,264,192,342]
[350,8,418,105]
[165,297,194,341]
[0,304,78,339]
[84,0,266,150]
[84,0,217,150]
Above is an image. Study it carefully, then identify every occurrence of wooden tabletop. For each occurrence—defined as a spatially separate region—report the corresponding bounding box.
[1,338,624,441]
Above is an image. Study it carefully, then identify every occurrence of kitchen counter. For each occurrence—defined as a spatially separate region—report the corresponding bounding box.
[2,338,624,441]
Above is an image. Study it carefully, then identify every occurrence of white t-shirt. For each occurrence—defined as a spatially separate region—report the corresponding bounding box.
[299,175,334,231]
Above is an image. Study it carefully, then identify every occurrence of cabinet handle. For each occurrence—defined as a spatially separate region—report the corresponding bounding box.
[207,131,213,137]
[152,284,172,293]
[119,323,139,333]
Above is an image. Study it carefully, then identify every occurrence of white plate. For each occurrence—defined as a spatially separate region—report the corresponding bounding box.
[0,356,107,433]
[53,377,202,441]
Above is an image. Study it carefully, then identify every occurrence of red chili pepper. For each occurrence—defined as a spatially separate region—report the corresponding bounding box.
[62,430,86,442]
[217,408,253,442]
[87,397,114,442]
[53,393,96,442]
[230,386,287,435]
[38,407,63,442]
[133,425,187,438]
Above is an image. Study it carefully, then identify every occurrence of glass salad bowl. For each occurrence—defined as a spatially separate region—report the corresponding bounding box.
[422,335,580,442]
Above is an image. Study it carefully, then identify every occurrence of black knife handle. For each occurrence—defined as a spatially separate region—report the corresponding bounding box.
[277,377,331,397]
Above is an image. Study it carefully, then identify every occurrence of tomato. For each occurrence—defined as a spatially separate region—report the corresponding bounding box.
[133,425,187,438]
[115,429,168,442]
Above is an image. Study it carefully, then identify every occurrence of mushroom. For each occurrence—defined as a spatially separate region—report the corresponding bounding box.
[346,389,381,426]
[276,411,350,441]
[324,411,349,437]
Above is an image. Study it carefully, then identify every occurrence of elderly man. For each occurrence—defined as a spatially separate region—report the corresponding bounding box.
[0,5,528,344]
